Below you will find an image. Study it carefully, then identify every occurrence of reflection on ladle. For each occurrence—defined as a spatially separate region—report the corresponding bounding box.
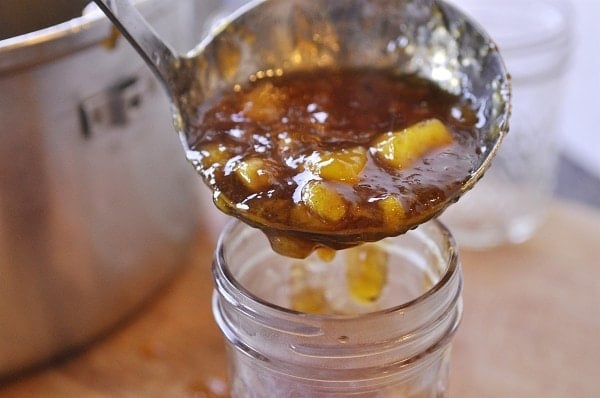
[92,0,510,256]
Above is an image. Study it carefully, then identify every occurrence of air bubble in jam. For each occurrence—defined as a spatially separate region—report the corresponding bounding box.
[192,68,481,258]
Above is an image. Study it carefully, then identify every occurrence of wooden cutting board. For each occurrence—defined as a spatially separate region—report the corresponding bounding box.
[1,200,599,397]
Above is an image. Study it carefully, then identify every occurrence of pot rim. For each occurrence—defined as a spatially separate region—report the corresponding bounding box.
[0,0,160,76]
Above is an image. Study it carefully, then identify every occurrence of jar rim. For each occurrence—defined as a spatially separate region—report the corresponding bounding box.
[213,219,460,321]
[455,0,573,54]
[0,0,164,75]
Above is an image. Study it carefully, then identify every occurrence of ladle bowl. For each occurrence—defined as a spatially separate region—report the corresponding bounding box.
[93,0,511,250]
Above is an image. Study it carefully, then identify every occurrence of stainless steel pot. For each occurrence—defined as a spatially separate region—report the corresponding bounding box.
[0,0,218,377]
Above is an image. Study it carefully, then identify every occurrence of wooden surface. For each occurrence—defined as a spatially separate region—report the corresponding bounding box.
[1,200,599,397]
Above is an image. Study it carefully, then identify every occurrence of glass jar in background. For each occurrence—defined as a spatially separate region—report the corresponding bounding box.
[441,0,573,249]
[212,221,463,397]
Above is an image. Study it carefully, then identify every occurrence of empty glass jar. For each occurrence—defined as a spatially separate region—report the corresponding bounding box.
[212,220,463,397]
[442,0,573,249]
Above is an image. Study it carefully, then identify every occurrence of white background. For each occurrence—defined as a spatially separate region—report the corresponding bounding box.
[558,0,600,177]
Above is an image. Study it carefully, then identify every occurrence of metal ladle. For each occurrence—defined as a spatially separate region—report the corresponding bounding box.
[92,0,511,253]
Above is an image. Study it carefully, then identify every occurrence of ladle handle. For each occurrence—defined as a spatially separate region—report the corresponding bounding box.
[92,0,178,94]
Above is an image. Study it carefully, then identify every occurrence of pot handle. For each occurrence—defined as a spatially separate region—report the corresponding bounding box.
[92,0,178,96]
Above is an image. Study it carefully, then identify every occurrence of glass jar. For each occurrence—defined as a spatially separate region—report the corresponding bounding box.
[442,0,573,249]
[212,220,463,397]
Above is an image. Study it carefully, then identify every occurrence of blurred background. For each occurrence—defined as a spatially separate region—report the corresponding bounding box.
[553,0,600,206]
